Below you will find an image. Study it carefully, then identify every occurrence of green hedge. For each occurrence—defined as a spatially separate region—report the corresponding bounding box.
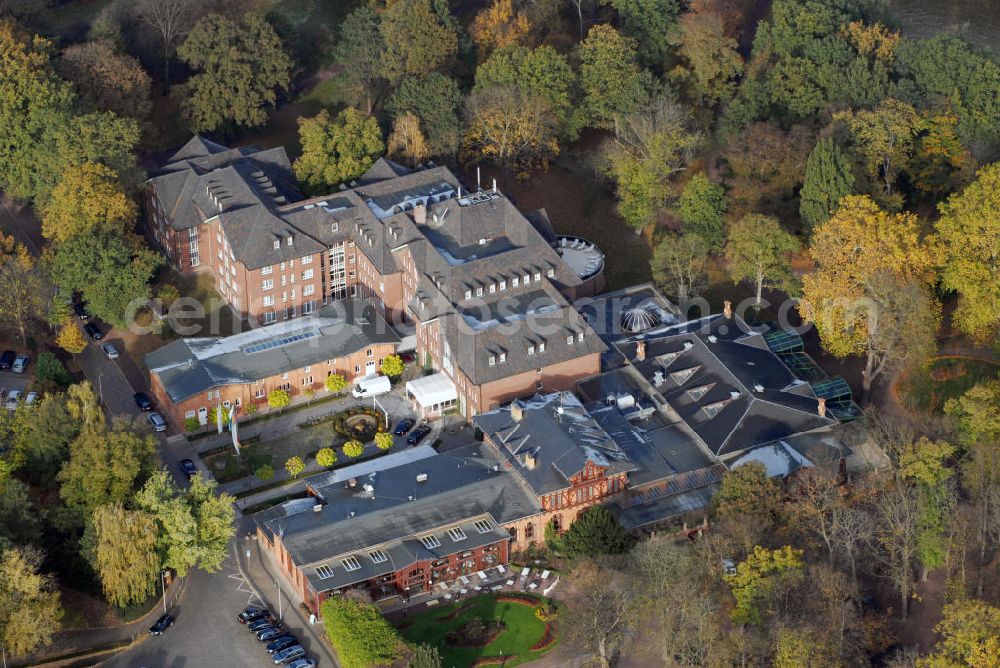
[321,597,407,668]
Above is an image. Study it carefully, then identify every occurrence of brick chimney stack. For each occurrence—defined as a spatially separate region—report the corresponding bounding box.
[414,203,427,225]
[818,397,827,418]
[636,340,646,362]
[723,300,733,319]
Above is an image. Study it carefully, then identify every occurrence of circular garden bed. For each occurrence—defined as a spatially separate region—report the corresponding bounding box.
[895,355,999,414]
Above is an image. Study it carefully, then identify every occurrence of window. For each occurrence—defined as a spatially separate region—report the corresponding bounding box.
[500,280,507,291]
[489,284,496,294]
[527,345,535,355]
[261,279,273,291]
[547,268,555,278]
[488,356,496,366]
[420,535,441,549]
[539,342,546,352]
[523,274,531,284]
[476,287,483,297]
[508,527,518,541]
[302,376,313,385]
[342,556,362,572]
[263,311,277,324]
[499,352,506,363]
[286,236,293,246]
[282,373,289,380]
[301,255,313,265]
[303,284,315,296]
[512,277,519,287]
[304,366,311,372]
[262,295,274,307]
[315,564,335,579]
[366,349,373,358]
[578,332,584,342]
[303,300,316,314]
[447,527,467,542]
[272,239,280,249]
[525,523,534,540]
[261,265,273,275]
[354,365,360,373]
[302,269,314,280]
[254,388,265,399]
[280,262,286,271]
[369,549,388,564]
[534,272,541,281]
[464,290,472,300]
[282,291,288,303]
[566,335,574,345]
[474,519,494,534]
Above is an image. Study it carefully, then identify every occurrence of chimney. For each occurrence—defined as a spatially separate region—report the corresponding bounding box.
[524,452,536,470]
[723,300,733,319]
[348,478,357,488]
[817,397,827,418]
[635,340,646,362]
[414,203,427,225]
[511,402,524,422]
[312,503,323,513]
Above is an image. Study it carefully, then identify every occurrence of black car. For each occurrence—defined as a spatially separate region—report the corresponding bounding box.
[393,417,415,436]
[237,606,270,624]
[248,618,279,633]
[73,302,90,320]
[0,350,15,369]
[179,458,197,480]
[84,322,102,341]
[149,613,174,636]
[266,635,298,654]
[406,424,432,446]
[133,392,153,411]
[257,626,287,642]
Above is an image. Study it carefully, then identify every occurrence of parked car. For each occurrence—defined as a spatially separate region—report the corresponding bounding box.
[393,417,415,436]
[0,351,15,369]
[11,355,29,373]
[148,614,174,636]
[147,412,167,432]
[133,392,153,411]
[266,636,298,654]
[5,390,21,411]
[407,424,432,446]
[84,322,102,341]
[101,343,120,359]
[273,646,305,665]
[257,626,287,642]
[399,352,416,365]
[237,606,269,624]
[248,618,278,633]
[25,391,37,405]
[73,302,90,320]
[287,659,316,668]
[179,459,197,480]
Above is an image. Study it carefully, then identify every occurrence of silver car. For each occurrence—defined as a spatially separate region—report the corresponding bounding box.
[273,646,305,664]
[147,412,167,432]
[101,343,119,359]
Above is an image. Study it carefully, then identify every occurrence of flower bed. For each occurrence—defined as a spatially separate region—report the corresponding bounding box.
[494,593,540,606]
[531,623,557,652]
[472,656,519,667]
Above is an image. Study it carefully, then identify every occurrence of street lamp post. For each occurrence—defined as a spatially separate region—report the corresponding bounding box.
[160,569,168,615]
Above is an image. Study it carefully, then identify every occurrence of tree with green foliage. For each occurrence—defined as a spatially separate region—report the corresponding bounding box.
[293,108,384,194]
[35,353,71,389]
[841,98,921,199]
[334,5,384,115]
[725,545,804,625]
[0,479,42,550]
[267,389,290,411]
[254,464,274,482]
[922,599,1000,667]
[380,355,404,379]
[284,456,304,479]
[386,73,462,157]
[725,214,800,307]
[176,13,292,132]
[559,507,633,558]
[945,380,1000,449]
[800,136,855,235]
[59,40,152,119]
[325,373,347,395]
[602,0,681,69]
[578,24,650,129]
[712,461,783,524]
[899,438,957,581]
[40,162,135,243]
[934,163,1000,341]
[46,231,160,329]
[374,432,393,451]
[0,546,62,657]
[315,447,337,469]
[605,99,700,231]
[410,643,442,668]
[92,502,160,608]
[343,439,364,459]
[676,172,727,249]
[0,392,77,486]
[462,85,559,171]
[474,45,578,139]
[650,233,709,304]
[379,0,457,84]
[674,2,743,106]
[321,596,407,668]
[0,236,45,346]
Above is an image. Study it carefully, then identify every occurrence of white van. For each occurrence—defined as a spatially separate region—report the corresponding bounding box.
[352,375,391,398]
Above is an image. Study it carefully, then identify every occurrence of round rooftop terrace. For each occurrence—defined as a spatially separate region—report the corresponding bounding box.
[554,235,604,281]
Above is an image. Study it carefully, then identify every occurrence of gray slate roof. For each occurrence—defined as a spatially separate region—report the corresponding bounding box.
[145,299,399,402]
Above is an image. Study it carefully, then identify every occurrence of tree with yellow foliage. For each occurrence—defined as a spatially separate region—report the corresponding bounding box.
[56,324,88,356]
[462,85,559,172]
[470,0,530,57]
[920,599,1000,668]
[387,113,430,167]
[841,20,900,62]
[799,195,938,398]
[40,162,135,242]
[0,234,44,345]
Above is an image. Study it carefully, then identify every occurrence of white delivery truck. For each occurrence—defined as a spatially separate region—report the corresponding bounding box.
[352,374,391,398]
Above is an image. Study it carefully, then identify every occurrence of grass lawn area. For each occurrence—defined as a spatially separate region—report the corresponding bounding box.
[202,421,333,482]
[898,356,1000,413]
[397,594,559,668]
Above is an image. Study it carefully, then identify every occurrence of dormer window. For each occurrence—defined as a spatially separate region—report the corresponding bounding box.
[499,280,507,291]
[489,283,496,294]
[534,272,541,281]
[527,345,535,355]
[686,384,713,401]
[539,342,546,352]
[577,332,584,342]
[523,274,530,284]
[499,352,506,363]
[273,239,280,249]
[512,277,519,288]
[547,268,555,278]
[476,287,483,297]
[488,355,496,366]
[286,236,293,246]
[464,290,472,300]
[566,335,573,345]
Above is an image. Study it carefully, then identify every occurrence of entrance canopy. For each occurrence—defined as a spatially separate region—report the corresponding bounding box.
[406,373,458,414]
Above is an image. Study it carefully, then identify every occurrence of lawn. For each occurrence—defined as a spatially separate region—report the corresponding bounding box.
[202,421,332,482]
[397,593,559,668]
[898,356,1000,414]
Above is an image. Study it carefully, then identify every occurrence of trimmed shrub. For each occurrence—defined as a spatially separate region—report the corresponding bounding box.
[321,597,406,668]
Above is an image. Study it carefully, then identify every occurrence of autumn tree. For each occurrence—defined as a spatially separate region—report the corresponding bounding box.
[605,99,700,230]
[176,13,292,132]
[374,432,393,451]
[721,122,813,218]
[285,456,305,478]
[725,214,800,307]
[945,380,1000,448]
[0,546,62,657]
[676,172,727,249]
[713,461,783,524]
[386,73,462,156]
[92,502,160,607]
[268,389,290,411]
[602,0,681,68]
[798,195,938,397]
[673,2,743,106]
[725,545,804,625]
[800,136,855,235]
[462,85,559,172]
[922,599,1000,667]
[871,480,922,620]
[910,113,976,198]
[564,559,638,668]
[380,355,405,378]
[841,98,921,198]
[899,438,957,580]
[315,447,337,469]
[387,113,430,167]
[293,108,384,193]
[379,0,457,83]
[470,0,529,57]
[56,323,88,355]
[40,162,135,242]
[334,5,384,115]
[343,439,364,459]
[578,24,650,129]
[59,40,152,118]
[0,236,44,345]
[934,163,1000,341]
[650,233,709,304]
[324,373,347,395]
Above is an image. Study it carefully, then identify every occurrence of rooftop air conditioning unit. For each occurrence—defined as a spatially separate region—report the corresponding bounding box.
[707,335,718,343]
[416,473,428,483]
[312,504,323,513]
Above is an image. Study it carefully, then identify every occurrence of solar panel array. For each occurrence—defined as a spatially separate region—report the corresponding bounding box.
[243,329,320,354]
